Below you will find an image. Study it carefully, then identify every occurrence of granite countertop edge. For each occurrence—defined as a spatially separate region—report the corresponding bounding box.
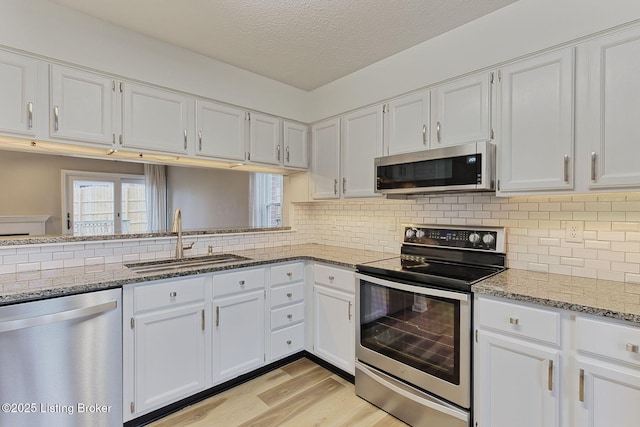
[472,270,640,325]
[0,245,374,307]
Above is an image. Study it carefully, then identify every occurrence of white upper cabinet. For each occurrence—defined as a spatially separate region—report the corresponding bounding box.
[50,64,118,146]
[585,26,640,189]
[283,120,308,169]
[341,105,384,198]
[195,100,246,162]
[386,90,430,155]
[432,73,492,147]
[0,51,41,137]
[248,112,281,166]
[497,48,575,194]
[311,118,341,199]
[122,82,194,155]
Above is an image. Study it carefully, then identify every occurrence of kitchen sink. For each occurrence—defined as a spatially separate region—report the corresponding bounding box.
[125,253,251,274]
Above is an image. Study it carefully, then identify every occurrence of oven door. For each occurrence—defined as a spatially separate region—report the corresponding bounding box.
[355,273,471,408]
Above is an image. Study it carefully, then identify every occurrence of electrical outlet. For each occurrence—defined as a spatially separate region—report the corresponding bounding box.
[565,221,584,243]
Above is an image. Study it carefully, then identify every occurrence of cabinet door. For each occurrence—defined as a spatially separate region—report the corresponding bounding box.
[433,73,491,147]
[386,90,430,155]
[586,27,640,188]
[475,331,560,427]
[213,290,265,383]
[122,82,193,154]
[311,118,341,199]
[50,64,117,146]
[576,358,640,427]
[134,303,206,414]
[341,105,384,198]
[0,51,39,137]
[196,100,246,161]
[283,120,308,169]
[497,48,574,193]
[313,284,355,374]
[248,112,281,165]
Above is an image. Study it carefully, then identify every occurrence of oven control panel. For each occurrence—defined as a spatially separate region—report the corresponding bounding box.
[403,226,502,251]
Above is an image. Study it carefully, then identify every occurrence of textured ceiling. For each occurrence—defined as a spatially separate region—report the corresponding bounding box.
[49,0,518,91]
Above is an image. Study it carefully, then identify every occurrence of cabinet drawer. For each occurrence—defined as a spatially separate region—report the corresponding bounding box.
[213,268,264,297]
[134,277,205,312]
[577,316,640,367]
[271,262,304,286]
[476,297,560,345]
[271,283,304,308]
[314,264,355,293]
[271,323,304,360]
[271,302,304,330]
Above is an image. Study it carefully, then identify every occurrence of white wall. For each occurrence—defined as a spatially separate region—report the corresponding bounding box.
[166,166,251,230]
[0,151,144,235]
[0,0,309,122]
[307,0,640,122]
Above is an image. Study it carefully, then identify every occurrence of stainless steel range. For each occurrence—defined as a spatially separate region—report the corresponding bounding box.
[355,224,506,427]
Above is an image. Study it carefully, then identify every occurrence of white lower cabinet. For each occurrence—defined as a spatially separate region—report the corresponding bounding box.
[475,295,640,427]
[123,276,208,421]
[312,264,355,375]
[268,262,305,361]
[212,267,265,384]
[575,315,640,426]
[475,331,560,427]
[576,358,640,426]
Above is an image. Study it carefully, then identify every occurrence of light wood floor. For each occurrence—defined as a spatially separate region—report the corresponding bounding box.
[148,358,408,427]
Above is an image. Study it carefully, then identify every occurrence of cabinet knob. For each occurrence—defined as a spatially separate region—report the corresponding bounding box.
[239,280,245,286]
[287,272,293,277]
[626,343,639,353]
[286,340,292,345]
[329,275,335,281]
[286,293,293,298]
[509,317,519,325]
[169,291,177,298]
[287,314,293,319]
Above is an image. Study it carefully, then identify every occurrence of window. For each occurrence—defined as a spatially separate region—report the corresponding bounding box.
[62,170,147,235]
[250,173,283,227]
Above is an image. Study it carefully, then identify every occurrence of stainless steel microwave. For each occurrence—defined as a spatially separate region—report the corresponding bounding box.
[375,141,495,195]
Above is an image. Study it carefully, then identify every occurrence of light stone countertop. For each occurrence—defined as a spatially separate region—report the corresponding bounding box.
[473,269,640,324]
[0,244,396,306]
[2,243,639,326]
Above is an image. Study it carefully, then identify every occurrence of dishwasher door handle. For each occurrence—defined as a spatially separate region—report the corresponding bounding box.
[0,300,118,333]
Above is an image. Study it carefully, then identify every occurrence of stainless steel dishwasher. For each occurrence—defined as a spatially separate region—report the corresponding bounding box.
[0,288,122,427]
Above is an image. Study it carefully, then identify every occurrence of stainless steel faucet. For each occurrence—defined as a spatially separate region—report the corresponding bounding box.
[171,208,193,259]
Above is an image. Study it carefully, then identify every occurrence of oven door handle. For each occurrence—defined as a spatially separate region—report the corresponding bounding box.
[355,273,469,302]
[356,362,469,422]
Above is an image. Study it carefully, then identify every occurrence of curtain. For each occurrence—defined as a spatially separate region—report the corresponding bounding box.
[144,164,167,232]
[250,173,269,227]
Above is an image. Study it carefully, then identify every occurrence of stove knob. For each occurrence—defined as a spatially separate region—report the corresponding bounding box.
[482,233,495,246]
[405,228,416,239]
[469,233,481,244]
[416,229,425,239]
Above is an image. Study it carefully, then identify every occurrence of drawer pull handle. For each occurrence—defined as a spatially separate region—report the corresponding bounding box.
[286,293,293,298]
[286,340,292,345]
[547,360,553,391]
[329,275,335,281]
[626,343,639,353]
[348,301,353,320]
[169,291,177,298]
[579,369,585,402]
[287,314,293,319]
[287,272,293,277]
[509,317,519,325]
[239,280,245,286]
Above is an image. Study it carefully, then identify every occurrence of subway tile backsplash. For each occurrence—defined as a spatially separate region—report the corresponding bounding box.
[1,192,639,284]
[291,192,640,283]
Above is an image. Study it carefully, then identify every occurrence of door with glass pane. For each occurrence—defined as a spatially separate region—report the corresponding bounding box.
[63,171,147,235]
